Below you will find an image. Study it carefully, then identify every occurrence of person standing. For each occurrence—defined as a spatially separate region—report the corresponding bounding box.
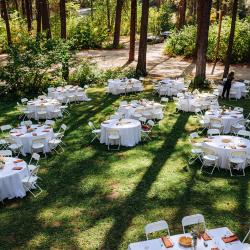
[222,71,235,99]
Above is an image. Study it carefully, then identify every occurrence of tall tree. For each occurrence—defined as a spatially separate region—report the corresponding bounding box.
[25,0,32,31]
[195,0,212,81]
[60,0,66,39]
[178,0,186,29]
[216,0,221,22]
[128,0,137,62]
[113,0,124,48]
[1,0,12,45]
[21,0,26,16]
[36,0,41,34]
[106,0,111,32]
[41,0,51,38]
[223,0,238,78]
[136,0,149,75]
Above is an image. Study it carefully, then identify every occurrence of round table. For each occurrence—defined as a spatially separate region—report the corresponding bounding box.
[48,86,87,102]
[203,135,250,169]
[205,110,244,134]
[27,99,61,120]
[100,119,141,147]
[178,93,218,112]
[118,101,163,120]
[158,79,185,96]
[108,79,143,95]
[218,82,246,99]
[0,157,28,200]
[10,124,54,156]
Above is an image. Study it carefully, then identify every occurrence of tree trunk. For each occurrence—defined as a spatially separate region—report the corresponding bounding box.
[90,0,93,19]
[14,0,19,12]
[216,0,220,22]
[1,0,12,45]
[195,0,212,81]
[223,0,238,78]
[178,0,186,29]
[25,0,32,31]
[60,0,66,39]
[128,0,137,62]
[211,9,223,74]
[41,0,51,39]
[36,0,41,34]
[106,0,111,32]
[113,0,124,48]
[21,0,26,16]
[136,0,149,75]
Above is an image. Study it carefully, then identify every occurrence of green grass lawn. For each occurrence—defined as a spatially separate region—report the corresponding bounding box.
[0,86,249,250]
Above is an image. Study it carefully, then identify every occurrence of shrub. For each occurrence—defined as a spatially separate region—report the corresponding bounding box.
[164,18,250,63]
[0,38,72,97]
[70,60,138,87]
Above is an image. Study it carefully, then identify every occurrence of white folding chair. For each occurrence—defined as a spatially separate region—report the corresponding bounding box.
[228,151,246,176]
[45,120,55,127]
[22,167,43,197]
[207,129,220,136]
[141,120,154,141]
[0,150,12,157]
[107,129,120,150]
[182,214,206,233]
[231,119,246,135]
[21,120,32,126]
[237,130,250,139]
[8,141,23,157]
[234,107,244,112]
[210,118,224,132]
[188,132,203,165]
[201,147,219,174]
[145,220,170,240]
[28,153,40,172]
[31,137,47,157]
[243,229,250,248]
[21,98,28,104]
[88,121,101,143]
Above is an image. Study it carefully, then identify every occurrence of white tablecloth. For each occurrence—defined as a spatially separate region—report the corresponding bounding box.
[158,79,185,96]
[178,93,218,112]
[203,135,250,169]
[128,227,246,250]
[219,82,246,99]
[108,79,144,95]
[10,124,54,156]
[27,99,61,120]
[100,119,141,147]
[118,101,163,120]
[205,110,244,134]
[48,86,88,102]
[0,157,28,200]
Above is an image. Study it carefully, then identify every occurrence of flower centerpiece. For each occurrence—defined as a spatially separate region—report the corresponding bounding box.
[0,156,5,169]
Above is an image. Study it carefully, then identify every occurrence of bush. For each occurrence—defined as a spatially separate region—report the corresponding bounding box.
[70,17,108,49]
[70,60,138,87]
[0,38,72,97]
[164,18,250,63]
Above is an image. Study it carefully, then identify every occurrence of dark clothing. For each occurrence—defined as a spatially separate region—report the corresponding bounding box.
[222,76,234,99]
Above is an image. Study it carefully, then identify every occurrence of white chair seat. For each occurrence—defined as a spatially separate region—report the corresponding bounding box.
[22,175,38,183]
[32,143,44,149]
[229,157,245,164]
[28,164,38,171]
[92,129,101,134]
[193,142,203,147]
[37,111,47,115]
[212,124,223,129]
[232,124,244,129]
[192,148,203,154]
[49,139,61,145]
[0,139,7,144]
[108,134,120,140]
[204,155,218,161]
[9,144,21,150]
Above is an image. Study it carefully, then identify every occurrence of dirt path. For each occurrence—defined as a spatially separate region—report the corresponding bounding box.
[76,41,250,81]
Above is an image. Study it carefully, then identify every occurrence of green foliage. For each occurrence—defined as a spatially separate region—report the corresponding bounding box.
[70,60,138,87]
[0,38,72,97]
[70,17,108,49]
[164,18,250,63]
[159,1,173,31]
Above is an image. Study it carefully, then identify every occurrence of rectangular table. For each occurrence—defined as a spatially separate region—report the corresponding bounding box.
[128,227,245,250]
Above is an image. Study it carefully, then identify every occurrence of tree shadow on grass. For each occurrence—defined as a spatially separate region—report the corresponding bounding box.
[101,112,190,249]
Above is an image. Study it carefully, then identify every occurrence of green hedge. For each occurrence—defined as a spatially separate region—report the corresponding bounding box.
[164,18,250,63]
